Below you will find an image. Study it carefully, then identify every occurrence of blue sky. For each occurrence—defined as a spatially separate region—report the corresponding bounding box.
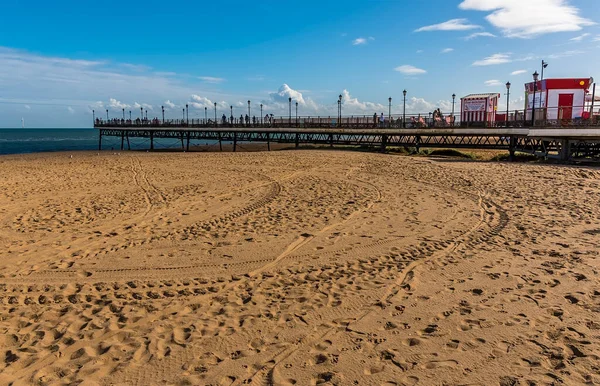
[1,0,599,127]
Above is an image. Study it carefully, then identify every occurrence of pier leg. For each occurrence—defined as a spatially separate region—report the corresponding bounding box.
[560,139,570,161]
[329,134,334,148]
[509,136,516,162]
[295,133,299,148]
[181,132,185,150]
[218,133,223,151]
[233,133,237,152]
[267,133,270,151]
[381,134,387,153]
[150,131,154,151]
[415,135,421,153]
[98,130,102,151]
[186,132,190,152]
[120,131,125,151]
[126,134,131,150]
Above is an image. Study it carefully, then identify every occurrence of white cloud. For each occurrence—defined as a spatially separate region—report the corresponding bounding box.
[394,65,427,75]
[484,80,502,86]
[511,69,527,75]
[464,31,497,40]
[198,76,225,84]
[352,38,367,45]
[189,94,229,110]
[269,84,308,105]
[441,48,454,53]
[415,18,481,32]
[163,100,176,109]
[547,50,584,59]
[458,0,595,38]
[594,35,600,42]
[570,33,591,41]
[108,98,130,110]
[133,102,153,110]
[67,106,75,114]
[472,53,512,66]
[24,104,31,110]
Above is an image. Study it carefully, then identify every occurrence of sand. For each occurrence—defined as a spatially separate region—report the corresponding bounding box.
[0,150,599,386]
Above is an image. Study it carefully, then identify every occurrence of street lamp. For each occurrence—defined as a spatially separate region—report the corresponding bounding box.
[214,102,217,126]
[122,108,125,120]
[260,104,263,125]
[451,94,456,126]
[338,94,343,126]
[505,82,511,127]
[541,60,548,80]
[402,89,407,128]
[145,109,147,120]
[532,71,539,126]
[204,107,207,124]
[92,109,95,122]
[248,100,251,122]
[230,105,233,125]
[129,110,131,120]
[186,104,189,125]
[182,108,185,121]
[388,97,392,128]
[162,105,165,124]
[288,97,292,126]
[140,107,143,120]
[296,101,298,126]
[106,109,109,120]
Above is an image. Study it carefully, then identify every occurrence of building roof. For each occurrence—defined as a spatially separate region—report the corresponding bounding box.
[461,93,500,99]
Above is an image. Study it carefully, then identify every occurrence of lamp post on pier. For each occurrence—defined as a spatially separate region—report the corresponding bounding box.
[129,111,131,121]
[402,90,407,128]
[106,109,109,120]
[204,107,207,125]
[122,108,125,120]
[260,104,263,125]
[295,101,298,126]
[505,82,511,127]
[230,105,233,125]
[162,106,165,124]
[531,71,539,126]
[338,94,343,127]
[214,102,217,126]
[248,100,251,121]
[182,108,185,122]
[145,109,147,120]
[388,97,392,128]
[186,104,189,125]
[92,110,95,122]
[288,97,292,126]
[451,94,456,126]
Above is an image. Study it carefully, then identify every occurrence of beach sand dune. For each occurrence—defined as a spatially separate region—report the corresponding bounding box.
[0,150,599,385]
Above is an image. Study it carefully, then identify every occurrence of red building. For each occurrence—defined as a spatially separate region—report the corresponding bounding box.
[525,78,593,120]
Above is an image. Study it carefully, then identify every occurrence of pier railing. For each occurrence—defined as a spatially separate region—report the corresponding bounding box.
[95,106,599,129]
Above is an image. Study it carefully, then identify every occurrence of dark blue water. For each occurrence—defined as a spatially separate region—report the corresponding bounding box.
[0,129,99,155]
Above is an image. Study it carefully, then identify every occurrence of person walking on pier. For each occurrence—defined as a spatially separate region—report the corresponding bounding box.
[379,113,385,128]
[373,113,378,128]
[222,114,227,126]
[245,114,249,126]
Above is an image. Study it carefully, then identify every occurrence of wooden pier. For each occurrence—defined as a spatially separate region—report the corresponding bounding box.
[95,124,600,161]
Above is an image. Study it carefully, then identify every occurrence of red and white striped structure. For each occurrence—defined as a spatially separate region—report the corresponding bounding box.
[525,78,593,120]
[460,93,500,125]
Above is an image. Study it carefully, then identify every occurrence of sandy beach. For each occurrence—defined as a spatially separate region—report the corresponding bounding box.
[0,150,599,385]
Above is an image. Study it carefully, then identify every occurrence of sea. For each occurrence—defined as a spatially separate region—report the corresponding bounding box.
[0,129,202,155]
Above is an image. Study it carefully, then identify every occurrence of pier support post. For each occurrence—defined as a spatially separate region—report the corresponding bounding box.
[329,134,334,148]
[218,132,223,151]
[509,136,516,162]
[150,131,154,151]
[120,131,125,151]
[415,135,421,153]
[98,130,102,151]
[181,132,185,150]
[381,134,388,153]
[295,133,299,148]
[186,132,190,151]
[233,132,237,152]
[560,139,570,161]
[126,134,131,150]
[267,132,271,151]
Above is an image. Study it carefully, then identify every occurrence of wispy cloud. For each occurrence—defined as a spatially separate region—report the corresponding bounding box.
[547,50,585,59]
[459,0,595,38]
[441,48,454,54]
[352,37,373,45]
[163,100,176,109]
[570,33,591,41]
[415,18,481,32]
[67,106,75,114]
[510,69,527,75]
[484,80,502,87]
[393,65,427,75]
[464,31,497,40]
[198,76,225,84]
[472,53,512,66]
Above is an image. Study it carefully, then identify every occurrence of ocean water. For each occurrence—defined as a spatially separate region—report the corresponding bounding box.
[0,129,99,155]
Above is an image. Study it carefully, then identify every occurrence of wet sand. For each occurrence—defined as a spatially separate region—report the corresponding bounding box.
[0,150,599,385]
